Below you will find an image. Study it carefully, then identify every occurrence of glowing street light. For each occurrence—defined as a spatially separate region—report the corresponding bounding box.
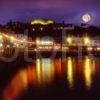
[66,36,73,45]
[87,47,93,51]
[10,36,15,42]
[0,35,3,40]
[83,37,91,46]
[0,43,3,47]
[36,38,40,46]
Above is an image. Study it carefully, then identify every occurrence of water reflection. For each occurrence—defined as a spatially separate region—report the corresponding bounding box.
[36,59,54,85]
[3,69,28,100]
[84,57,95,89]
[3,58,55,100]
[67,57,74,88]
[3,56,97,100]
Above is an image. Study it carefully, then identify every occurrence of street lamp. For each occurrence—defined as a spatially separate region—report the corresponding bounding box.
[83,37,91,46]
[66,36,73,45]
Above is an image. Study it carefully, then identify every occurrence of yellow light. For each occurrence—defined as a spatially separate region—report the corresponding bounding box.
[87,47,93,51]
[67,57,74,88]
[84,57,93,89]
[36,38,40,46]
[66,37,73,44]
[36,59,54,85]
[84,37,91,45]
[10,36,15,42]
[19,69,28,88]
[41,41,53,45]
[0,35,3,40]
[47,20,54,24]
[97,47,100,51]
[36,59,42,85]
[0,43,3,47]
[42,59,54,84]
[31,19,54,25]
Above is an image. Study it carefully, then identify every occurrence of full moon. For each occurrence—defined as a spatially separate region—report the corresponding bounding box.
[82,14,91,23]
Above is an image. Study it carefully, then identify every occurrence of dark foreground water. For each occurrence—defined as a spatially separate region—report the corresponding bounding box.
[0,56,100,100]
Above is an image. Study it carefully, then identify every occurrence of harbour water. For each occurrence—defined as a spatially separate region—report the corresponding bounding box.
[0,56,100,100]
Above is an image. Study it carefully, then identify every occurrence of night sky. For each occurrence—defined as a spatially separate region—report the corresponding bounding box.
[0,0,100,25]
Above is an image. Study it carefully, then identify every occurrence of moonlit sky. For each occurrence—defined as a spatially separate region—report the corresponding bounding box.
[0,0,100,25]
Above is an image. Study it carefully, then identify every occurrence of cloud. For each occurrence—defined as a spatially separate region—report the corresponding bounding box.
[0,0,99,24]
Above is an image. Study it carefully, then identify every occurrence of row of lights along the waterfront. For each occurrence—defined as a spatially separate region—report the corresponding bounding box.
[0,18,100,53]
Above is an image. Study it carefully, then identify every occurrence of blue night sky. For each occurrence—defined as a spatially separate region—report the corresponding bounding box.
[0,0,100,25]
